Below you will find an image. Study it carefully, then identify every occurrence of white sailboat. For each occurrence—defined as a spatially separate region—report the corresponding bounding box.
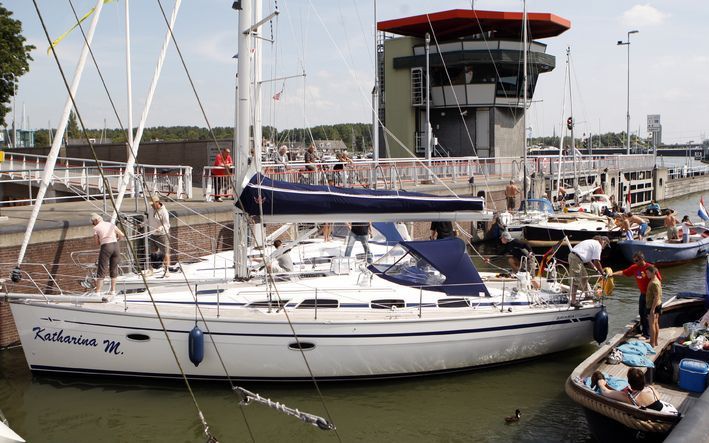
[5,0,605,381]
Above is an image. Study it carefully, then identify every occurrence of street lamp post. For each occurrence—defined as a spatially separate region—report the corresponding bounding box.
[618,30,638,155]
[1,74,17,148]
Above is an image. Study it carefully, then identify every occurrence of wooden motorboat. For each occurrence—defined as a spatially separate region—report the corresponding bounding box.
[566,290,708,442]
[641,208,676,229]
[618,227,709,266]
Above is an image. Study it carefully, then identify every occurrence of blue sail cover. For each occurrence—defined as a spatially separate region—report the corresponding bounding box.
[238,174,485,221]
[375,238,489,297]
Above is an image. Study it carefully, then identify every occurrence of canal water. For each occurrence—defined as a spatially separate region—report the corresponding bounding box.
[1,192,706,442]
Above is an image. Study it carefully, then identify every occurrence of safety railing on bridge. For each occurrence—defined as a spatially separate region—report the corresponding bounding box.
[667,164,709,180]
[201,153,660,201]
[0,151,192,206]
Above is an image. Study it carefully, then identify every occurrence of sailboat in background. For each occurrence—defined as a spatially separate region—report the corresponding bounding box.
[5,0,605,381]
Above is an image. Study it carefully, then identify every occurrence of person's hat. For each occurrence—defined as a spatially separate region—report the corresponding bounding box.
[150,195,160,203]
[599,236,611,248]
[90,213,103,223]
[500,231,513,241]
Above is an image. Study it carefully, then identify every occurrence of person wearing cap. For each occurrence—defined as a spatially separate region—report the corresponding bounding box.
[499,231,535,274]
[212,147,233,202]
[90,213,125,296]
[148,196,171,274]
[567,235,610,308]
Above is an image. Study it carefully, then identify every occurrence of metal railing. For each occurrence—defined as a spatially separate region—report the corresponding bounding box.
[0,152,192,206]
[667,165,709,180]
[201,154,660,201]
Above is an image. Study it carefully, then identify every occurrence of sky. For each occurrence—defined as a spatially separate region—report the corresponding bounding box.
[4,0,709,144]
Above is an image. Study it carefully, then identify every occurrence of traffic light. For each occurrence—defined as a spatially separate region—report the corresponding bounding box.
[566,117,573,130]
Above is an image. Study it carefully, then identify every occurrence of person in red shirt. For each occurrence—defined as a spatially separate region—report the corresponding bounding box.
[212,147,233,202]
[611,251,661,339]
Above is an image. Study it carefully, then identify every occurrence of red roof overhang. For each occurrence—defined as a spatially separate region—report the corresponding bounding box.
[377,9,570,40]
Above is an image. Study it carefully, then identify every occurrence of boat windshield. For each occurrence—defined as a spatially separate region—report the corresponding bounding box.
[371,244,446,288]
[520,199,554,214]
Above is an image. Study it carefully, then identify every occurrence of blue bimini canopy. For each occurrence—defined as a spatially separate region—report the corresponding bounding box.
[238,174,488,223]
[371,222,405,246]
[374,238,490,297]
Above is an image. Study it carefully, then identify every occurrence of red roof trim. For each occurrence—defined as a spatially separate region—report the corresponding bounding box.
[377,9,570,40]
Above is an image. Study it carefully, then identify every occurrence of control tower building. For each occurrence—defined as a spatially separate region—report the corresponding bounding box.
[376,9,570,159]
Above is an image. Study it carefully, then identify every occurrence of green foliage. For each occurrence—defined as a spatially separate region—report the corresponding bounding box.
[67,110,80,139]
[0,3,35,126]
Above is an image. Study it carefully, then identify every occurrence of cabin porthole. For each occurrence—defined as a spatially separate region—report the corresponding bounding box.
[288,342,315,351]
[126,333,150,342]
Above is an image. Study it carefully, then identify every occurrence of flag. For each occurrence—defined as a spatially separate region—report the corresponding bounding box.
[47,0,116,55]
[698,196,709,222]
[272,91,282,101]
[623,187,631,212]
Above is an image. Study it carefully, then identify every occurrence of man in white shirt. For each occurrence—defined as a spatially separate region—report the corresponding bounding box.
[148,196,171,274]
[568,235,609,308]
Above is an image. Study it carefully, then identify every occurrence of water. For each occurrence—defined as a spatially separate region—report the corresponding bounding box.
[1,192,707,443]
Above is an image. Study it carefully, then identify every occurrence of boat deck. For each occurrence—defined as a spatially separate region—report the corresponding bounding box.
[592,326,702,415]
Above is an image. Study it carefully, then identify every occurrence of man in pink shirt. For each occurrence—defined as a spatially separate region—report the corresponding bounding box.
[91,213,124,297]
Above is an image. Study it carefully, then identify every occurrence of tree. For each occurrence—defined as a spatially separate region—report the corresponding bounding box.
[0,3,35,126]
[67,110,80,139]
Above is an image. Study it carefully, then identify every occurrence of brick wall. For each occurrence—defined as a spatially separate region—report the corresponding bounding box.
[0,220,234,348]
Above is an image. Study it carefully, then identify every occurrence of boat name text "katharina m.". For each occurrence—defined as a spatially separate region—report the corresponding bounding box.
[32,327,123,355]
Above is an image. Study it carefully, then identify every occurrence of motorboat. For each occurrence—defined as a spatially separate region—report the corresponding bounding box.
[495,198,554,239]
[523,213,634,248]
[565,259,709,441]
[618,226,709,266]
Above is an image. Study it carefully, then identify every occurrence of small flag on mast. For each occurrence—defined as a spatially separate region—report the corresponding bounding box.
[698,196,709,222]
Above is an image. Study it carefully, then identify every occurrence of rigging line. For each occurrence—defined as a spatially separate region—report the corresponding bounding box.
[425,15,499,212]
[471,12,519,120]
[65,1,224,265]
[303,0,465,199]
[31,2,218,441]
[153,0,232,187]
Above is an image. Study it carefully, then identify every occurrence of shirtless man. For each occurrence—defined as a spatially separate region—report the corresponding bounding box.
[625,212,651,239]
[664,212,680,240]
[505,180,520,211]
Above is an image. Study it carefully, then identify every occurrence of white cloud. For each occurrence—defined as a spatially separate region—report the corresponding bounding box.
[621,4,668,27]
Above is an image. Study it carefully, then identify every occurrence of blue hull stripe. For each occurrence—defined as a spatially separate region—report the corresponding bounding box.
[59,316,594,339]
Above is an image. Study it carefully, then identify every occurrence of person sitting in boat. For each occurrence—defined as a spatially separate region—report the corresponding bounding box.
[664,212,681,240]
[645,200,661,216]
[602,205,617,219]
[269,239,294,273]
[567,236,610,309]
[610,252,661,340]
[681,215,694,243]
[597,368,675,413]
[498,231,539,283]
[645,265,662,347]
[625,212,651,239]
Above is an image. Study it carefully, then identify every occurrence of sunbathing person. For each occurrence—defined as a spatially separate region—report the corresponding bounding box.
[597,368,666,411]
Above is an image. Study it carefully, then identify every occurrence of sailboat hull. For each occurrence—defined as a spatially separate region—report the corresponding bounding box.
[10,301,599,381]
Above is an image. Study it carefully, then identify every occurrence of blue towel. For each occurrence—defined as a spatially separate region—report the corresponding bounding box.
[584,373,630,393]
[622,353,655,368]
[626,339,656,354]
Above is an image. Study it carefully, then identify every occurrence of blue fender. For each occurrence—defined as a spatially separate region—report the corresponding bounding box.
[188,325,204,367]
[593,307,609,344]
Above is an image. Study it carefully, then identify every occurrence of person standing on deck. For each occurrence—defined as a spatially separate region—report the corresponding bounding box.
[91,213,125,297]
[645,265,663,347]
[505,180,520,211]
[567,236,610,309]
[610,251,661,340]
[430,221,455,240]
[148,196,171,276]
[345,222,372,264]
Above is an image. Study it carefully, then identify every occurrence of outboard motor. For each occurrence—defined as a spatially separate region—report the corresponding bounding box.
[593,306,609,344]
[188,325,205,367]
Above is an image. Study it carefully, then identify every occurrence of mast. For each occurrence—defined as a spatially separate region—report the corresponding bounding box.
[125,0,134,158]
[253,0,263,172]
[372,0,379,166]
[234,0,254,280]
[522,0,528,209]
[424,32,431,178]
[568,47,578,203]
[14,0,105,271]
